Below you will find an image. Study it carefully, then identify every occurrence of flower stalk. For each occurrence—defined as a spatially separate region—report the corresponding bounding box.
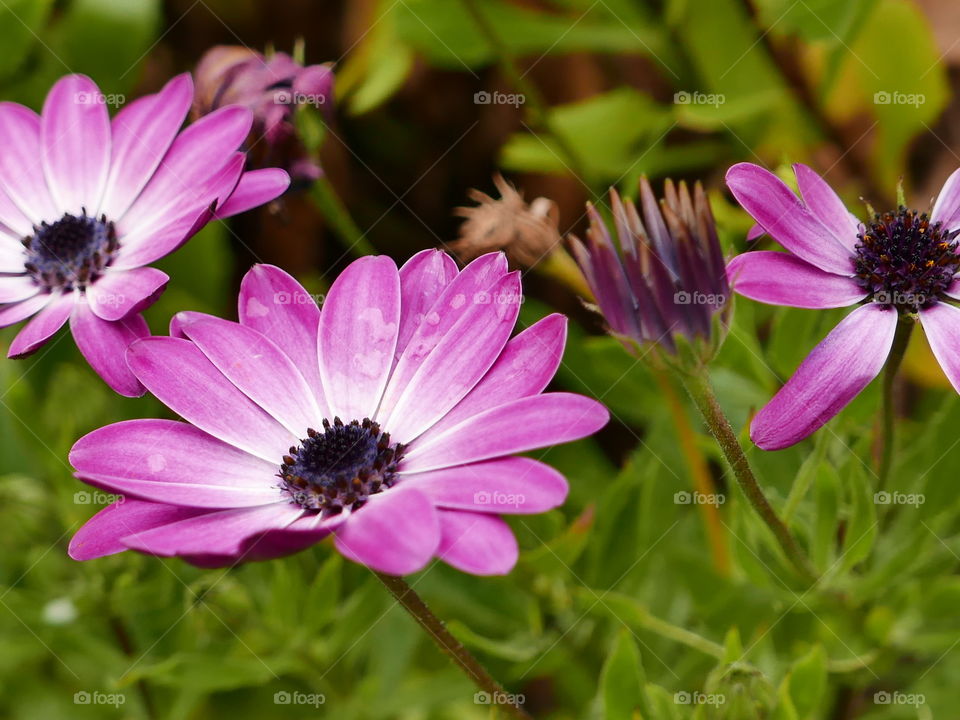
[375,573,531,720]
[308,175,377,257]
[652,368,731,577]
[877,318,914,489]
[680,367,818,585]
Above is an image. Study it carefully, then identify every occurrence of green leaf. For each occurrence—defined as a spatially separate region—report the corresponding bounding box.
[753,0,877,43]
[395,0,669,70]
[598,630,647,719]
[787,645,827,718]
[838,464,877,573]
[337,0,415,115]
[721,627,743,664]
[52,0,162,95]
[813,463,841,570]
[501,88,672,183]
[0,0,54,83]
[828,0,949,186]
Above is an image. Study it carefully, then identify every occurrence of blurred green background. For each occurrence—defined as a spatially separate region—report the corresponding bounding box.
[3,0,960,717]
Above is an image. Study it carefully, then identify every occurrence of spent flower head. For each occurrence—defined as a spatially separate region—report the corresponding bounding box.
[451,173,562,267]
[570,177,730,368]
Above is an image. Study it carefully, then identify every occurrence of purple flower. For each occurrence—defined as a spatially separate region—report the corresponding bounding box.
[68,251,609,575]
[0,74,290,396]
[726,162,960,450]
[193,46,334,185]
[569,178,730,359]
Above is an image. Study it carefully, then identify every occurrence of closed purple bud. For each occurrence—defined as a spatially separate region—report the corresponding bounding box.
[570,177,730,363]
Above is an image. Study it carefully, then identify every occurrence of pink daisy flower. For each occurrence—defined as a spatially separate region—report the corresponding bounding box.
[68,251,609,575]
[726,162,960,450]
[0,74,290,395]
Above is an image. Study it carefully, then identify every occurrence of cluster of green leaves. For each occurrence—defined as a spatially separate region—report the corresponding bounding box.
[341,0,946,195]
[2,0,959,719]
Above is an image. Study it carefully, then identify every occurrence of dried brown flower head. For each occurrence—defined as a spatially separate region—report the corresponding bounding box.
[451,174,562,267]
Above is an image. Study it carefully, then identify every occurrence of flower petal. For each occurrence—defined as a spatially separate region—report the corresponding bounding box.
[7,292,73,357]
[424,313,566,436]
[99,73,193,220]
[121,502,302,558]
[0,186,33,238]
[182,316,322,436]
[118,105,252,231]
[112,203,215,270]
[0,275,39,304]
[436,511,518,576]
[238,264,327,415]
[70,304,149,396]
[404,393,610,472]
[726,251,866,308]
[87,267,168,321]
[932,167,960,231]
[125,336,297,460]
[793,163,861,250]
[395,249,459,360]
[378,252,508,420]
[382,272,521,443]
[403,457,568,514]
[0,103,57,223]
[726,163,854,275]
[71,419,280,508]
[333,487,440,575]
[0,236,26,272]
[41,75,111,215]
[214,168,290,219]
[69,499,207,561]
[0,293,52,328]
[318,255,400,421]
[919,303,960,393]
[750,303,898,450]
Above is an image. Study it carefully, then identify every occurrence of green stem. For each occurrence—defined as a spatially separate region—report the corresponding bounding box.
[460,0,588,179]
[878,318,914,489]
[680,368,818,585]
[308,175,377,257]
[110,615,157,720]
[375,573,531,720]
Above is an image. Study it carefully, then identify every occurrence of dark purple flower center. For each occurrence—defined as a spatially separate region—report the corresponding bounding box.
[278,417,404,514]
[854,207,960,312]
[23,211,118,292]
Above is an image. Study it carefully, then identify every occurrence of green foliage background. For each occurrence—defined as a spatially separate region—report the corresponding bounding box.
[1,0,958,718]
